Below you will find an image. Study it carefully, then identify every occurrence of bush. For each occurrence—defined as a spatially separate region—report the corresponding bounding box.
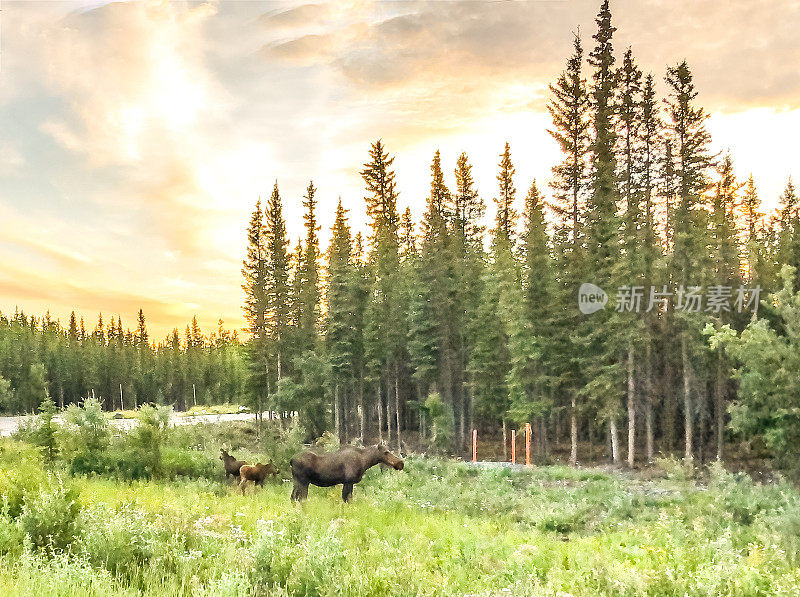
[313,430,340,452]
[59,397,110,468]
[130,404,172,478]
[20,475,81,552]
[161,446,221,481]
[105,444,151,481]
[425,392,454,452]
[655,454,696,481]
[258,422,306,474]
[0,440,47,517]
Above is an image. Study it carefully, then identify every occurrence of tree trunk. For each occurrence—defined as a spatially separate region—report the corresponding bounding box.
[569,392,578,466]
[645,341,654,463]
[682,334,693,461]
[627,347,636,467]
[502,418,507,461]
[359,375,365,443]
[715,350,725,461]
[386,368,392,446]
[376,380,383,444]
[664,358,676,453]
[467,382,474,449]
[610,417,620,464]
[394,360,402,453]
[334,383,341,443]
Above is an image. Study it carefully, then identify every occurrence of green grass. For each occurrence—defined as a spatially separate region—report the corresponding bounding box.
[2,446,800,596]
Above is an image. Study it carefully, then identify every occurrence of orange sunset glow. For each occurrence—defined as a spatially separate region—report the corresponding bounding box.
[1,0,798,341]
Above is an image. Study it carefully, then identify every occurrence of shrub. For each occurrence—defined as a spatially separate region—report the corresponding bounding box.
[20,475,81,552]
[313,430,340,452]
[655,454,696,481]
[102,443,150,480]
[58,397,110,467]
[161,446,221,481]
[129,404,172,478]
[0,439,47,517]
[425,392,454,452]
[258,422,306,473]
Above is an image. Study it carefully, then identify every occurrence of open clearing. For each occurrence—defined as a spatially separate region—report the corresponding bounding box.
[2,451,800,596]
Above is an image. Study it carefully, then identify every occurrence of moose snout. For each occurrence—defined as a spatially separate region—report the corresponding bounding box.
[394,459,404,471]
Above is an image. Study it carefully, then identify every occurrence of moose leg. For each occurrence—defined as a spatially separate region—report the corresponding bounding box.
[342,483,354,503]
[292,479,307,501]
[297,483,309,501]
[239,479,249,495]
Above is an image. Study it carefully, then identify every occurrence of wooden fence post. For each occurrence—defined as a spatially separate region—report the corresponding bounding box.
[525,422,531,467]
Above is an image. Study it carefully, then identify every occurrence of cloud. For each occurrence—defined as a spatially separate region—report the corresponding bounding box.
[0,145,26,176]
[264,0,800,114]
[259,3,333,29]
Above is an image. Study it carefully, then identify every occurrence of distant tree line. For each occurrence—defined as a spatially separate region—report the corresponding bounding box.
[4,1,800,468]
[0,309,247,413]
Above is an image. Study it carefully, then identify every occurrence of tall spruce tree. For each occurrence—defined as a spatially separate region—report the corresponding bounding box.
[583,0,623,463]
[242,198,269,419]
[547,31,591,466]
[508,180,552,458]
[708,153,742,460]
[298,181,321,351]
[361,140,403,448]
[665,60,714,461]
[495,143,518,245]
[452,152,486,443]
[265,182,291,383]
[326,200,355,441]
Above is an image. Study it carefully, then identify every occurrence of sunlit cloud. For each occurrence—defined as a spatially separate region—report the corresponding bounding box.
[1,0,798,340]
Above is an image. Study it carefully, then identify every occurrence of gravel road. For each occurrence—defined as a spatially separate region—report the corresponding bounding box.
[0,412,260,437]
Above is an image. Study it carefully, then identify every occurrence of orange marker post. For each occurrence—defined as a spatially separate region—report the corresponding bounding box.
[525,422,531,467]
[472,429,477,463]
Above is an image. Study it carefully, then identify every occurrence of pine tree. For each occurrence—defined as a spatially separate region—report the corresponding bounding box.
[547,31,591,466]
[415,150,462,448]
[508,181,552,458]
[778,178,800,287]
[639,71,664,462]
[36,391,58,464]
[452,151,486,444]
[742,176,768,286]
[617,47,647,467]
[242,198,269,418]
[453,152,485,249]
[265,182,291,381]
[548,32,590,243]
[708,153,742,460]
[665,59,714,461]
[495,142,518,245]
[298,181,321,350]
[583,0,623,464]
[361,140,403,447]
[327,200,357,441]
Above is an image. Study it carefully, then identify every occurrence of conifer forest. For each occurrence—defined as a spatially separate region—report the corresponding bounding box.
[3,0,800,477]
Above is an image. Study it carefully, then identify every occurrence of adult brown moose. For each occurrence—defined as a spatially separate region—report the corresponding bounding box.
[238,462,279,494]
[290,443,404,502]
[219,449,247,482]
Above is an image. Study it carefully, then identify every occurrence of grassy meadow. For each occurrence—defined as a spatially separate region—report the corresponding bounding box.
[2,421,800,597]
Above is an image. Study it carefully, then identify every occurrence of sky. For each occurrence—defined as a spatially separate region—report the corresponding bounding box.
[1,0,799,341]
